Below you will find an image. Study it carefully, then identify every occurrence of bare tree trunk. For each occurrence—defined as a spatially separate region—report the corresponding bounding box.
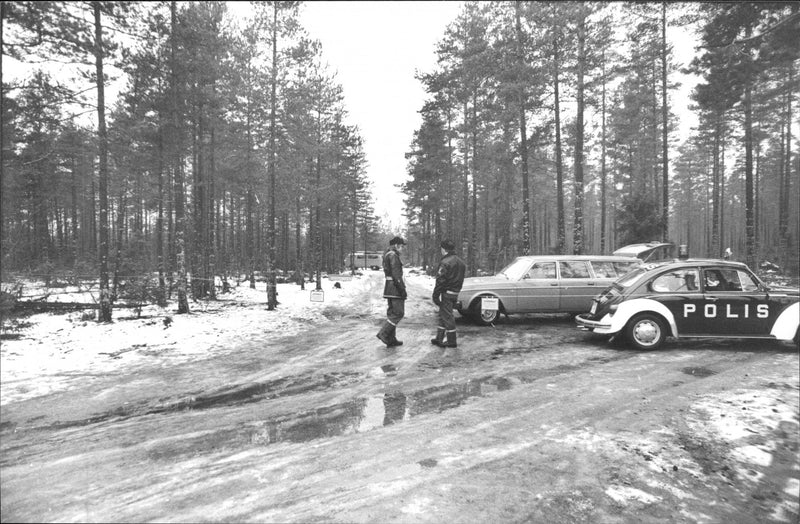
[171,0,189,314]
[710,116,721,257]
[515,1,532,255]
[552,14,565,255]
[600,48,608,253]
[157,132,166,306]
[572,7,586,255]
[744,69,756,269]
[660,1,670,241]
[94,2,112,322]
[778,63,793,269]
[266,2,279,309]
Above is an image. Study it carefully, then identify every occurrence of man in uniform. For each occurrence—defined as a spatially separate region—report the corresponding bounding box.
[377,236,407,347]
[431,239,466,348]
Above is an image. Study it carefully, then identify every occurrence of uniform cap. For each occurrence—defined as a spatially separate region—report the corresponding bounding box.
[389,236,406,246]
[441,239,455,251]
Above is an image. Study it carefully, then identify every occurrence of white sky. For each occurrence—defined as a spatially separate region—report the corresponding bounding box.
[298,1,464,230]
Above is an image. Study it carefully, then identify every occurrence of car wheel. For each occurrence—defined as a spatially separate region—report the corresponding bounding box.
[625,313,666,350]
[471,295,502,326]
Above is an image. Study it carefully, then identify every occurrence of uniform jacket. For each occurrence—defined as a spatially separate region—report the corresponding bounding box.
[382,248,406,299]
[433,252,466,298]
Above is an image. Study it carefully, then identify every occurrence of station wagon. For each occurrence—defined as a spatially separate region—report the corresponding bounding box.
[456,255,643,325]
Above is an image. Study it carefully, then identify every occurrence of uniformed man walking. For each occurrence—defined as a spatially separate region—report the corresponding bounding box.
[431,239,466,348]
[377,236,407,347]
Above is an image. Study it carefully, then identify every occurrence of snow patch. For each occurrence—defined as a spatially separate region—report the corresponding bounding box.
[1,271,432,405]
[606,485,661,505]
[689,391,797,442]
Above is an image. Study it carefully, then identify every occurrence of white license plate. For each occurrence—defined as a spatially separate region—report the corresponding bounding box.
[590,301,597,315]
[481,297,499,311]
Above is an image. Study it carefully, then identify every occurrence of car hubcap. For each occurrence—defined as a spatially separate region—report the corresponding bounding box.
[634,320,659,345]
[481,310,496,322]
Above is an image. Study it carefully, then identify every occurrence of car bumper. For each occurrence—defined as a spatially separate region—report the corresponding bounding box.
[576,313,614,334]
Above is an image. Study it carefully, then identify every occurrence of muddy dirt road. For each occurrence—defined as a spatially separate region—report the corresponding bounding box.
[1,272,798,523]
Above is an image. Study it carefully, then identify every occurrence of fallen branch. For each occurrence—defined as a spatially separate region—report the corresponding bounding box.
[12,301,146,312]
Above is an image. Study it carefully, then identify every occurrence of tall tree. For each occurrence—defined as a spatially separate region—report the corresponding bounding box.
[572,3,587,255]
[514,0,532,254]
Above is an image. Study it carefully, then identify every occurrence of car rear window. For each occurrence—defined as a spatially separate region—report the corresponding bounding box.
[613,261,641,275]
[591,261,617,278]
[616,267,647,288]
[651,269,700,293]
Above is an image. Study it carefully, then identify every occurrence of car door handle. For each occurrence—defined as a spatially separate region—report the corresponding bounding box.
[588,282,596,286]
[706,297,718,302]
[550,282,558,286]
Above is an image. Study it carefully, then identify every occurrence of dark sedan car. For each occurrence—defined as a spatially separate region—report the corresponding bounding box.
[576,258,799,350]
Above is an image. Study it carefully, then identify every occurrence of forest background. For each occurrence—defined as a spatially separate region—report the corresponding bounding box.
[1,1,798,322]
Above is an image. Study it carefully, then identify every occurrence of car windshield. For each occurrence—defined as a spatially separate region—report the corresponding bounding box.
[498,258,532,280]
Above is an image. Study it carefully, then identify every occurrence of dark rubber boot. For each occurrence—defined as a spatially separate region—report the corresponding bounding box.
[444,331,458,348]
[388,325,403,347]
[376,323,392,346]
[431,327,445,347]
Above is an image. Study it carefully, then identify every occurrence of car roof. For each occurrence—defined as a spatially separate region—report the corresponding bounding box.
[512,255,643,262]
[640,258,751,272]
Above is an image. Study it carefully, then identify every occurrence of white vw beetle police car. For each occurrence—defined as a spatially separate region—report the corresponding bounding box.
[576,257,799,350]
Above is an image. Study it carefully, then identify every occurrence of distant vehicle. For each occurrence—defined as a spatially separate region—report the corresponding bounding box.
[344,251,383,270]
[613,242,674,262]
[455,255,643,325]
[576,258,800,350]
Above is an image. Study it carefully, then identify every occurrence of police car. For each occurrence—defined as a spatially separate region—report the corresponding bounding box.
[576,257,799,350]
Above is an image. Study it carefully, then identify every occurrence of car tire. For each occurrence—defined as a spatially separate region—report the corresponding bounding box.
[625,313,666,350]
[471,295,502,326]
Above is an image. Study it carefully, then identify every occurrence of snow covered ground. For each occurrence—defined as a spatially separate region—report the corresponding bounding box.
[0,270,433,405]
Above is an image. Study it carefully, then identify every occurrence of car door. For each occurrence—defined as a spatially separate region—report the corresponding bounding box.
[647,267,706,335]
[516,261,559,312]
[701,267,772,336]
[557,260,596,312]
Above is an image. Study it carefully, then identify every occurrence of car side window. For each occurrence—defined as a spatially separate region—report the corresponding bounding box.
[718,269,742,291]
[737,270,760,292]
[651,269,700,292]
[703,269,729,292]
[591,261,616,278]
[559,261,590,279]
[526,262,556,279]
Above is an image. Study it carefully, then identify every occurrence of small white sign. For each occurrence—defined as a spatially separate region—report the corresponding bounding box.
[310,290,325,302]
[481,297,499,311]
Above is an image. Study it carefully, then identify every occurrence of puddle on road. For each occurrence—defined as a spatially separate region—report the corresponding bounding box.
[144,376,517,459]
[377,364,398,377]
[681,367,717,378]
[249,375,513,446]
